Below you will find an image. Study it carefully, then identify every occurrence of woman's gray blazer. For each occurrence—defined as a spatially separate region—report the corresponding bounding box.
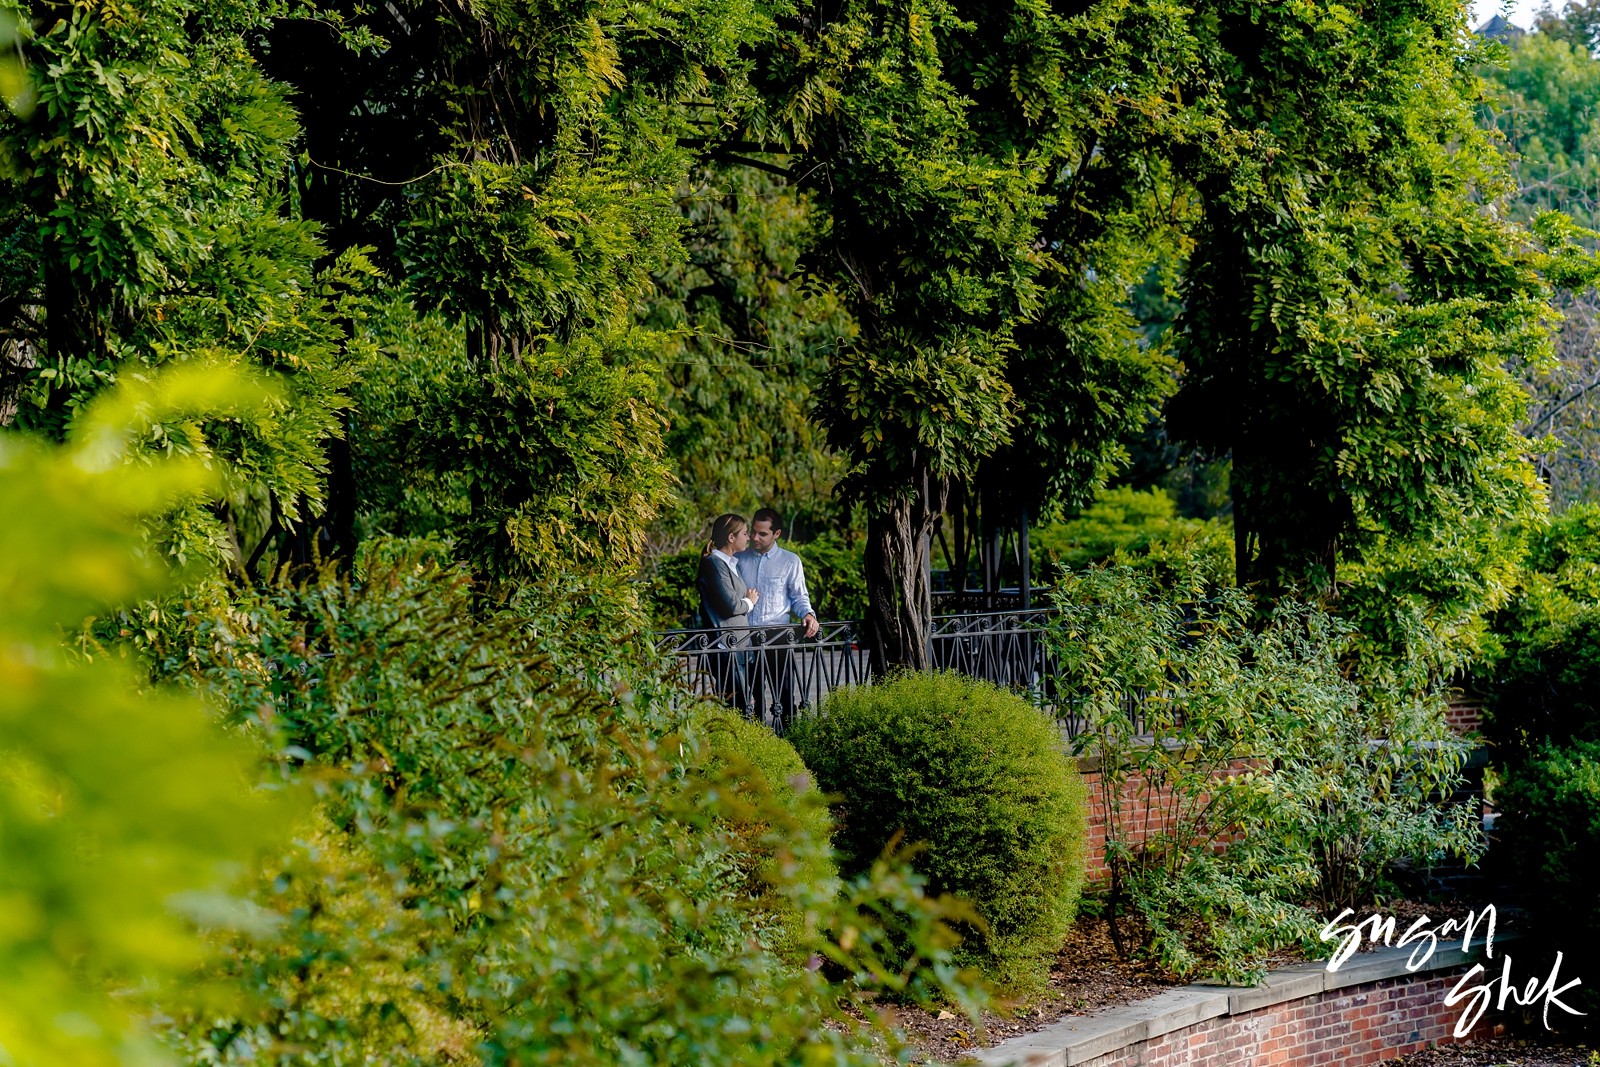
[697,553,750,631]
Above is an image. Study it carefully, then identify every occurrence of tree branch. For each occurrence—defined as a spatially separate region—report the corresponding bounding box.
[709,152,796,179]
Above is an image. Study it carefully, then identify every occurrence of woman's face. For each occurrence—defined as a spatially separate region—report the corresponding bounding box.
[728,524,750,553]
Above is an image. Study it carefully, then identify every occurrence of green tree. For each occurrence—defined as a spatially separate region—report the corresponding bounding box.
[260,0,768,585]
[1032,486,1234,588]
[1170,0,1551,598]
[0,0,366,572]
[1484,19,1600,507]
[719,0,1201,670]
[647,166,852,541]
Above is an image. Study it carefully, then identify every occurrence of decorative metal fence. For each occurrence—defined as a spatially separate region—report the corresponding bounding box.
[655,609,1115,735]
[653,620,872,733]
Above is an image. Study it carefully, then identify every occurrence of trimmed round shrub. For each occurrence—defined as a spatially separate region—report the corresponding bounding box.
[787,672,1088,992]
[697,708,839,963]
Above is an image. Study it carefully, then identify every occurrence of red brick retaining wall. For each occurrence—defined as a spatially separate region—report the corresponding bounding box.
[1075,972,1503,1067]
[977,941,1516,1067]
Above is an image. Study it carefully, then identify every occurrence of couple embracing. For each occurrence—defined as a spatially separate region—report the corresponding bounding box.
[697,508,820,728]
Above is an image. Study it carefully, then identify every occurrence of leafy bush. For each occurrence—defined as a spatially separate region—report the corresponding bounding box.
[1481,504,1600,765]
[1031,487,1234,589]
[1,370,296,1066]
[697,709,839,963]
[793,528,869,622]
[162,553,980,1065]
[1046,565,1483,981]
[644,545,705,628]
[1493,739,1600,1015]
[788,672,1088,993]
[1486,609,1600,764]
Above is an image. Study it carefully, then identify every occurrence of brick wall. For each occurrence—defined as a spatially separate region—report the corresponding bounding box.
[1075,699,1486,883]
[1074,971,1504,1067]
[1077,759,1255,882]
[1079,766,1168,882]
[1444,695,1483,737]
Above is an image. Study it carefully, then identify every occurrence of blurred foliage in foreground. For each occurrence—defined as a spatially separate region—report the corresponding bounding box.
[0,368,296,1065]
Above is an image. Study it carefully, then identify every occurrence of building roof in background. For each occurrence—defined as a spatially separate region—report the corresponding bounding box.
[1476,14,1528,41]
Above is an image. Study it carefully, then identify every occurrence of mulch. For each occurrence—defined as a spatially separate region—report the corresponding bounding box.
[1388,1034,1597,1067]
[887,913,1179,1063]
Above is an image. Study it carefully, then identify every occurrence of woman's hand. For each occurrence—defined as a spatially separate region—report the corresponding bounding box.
[746,588,760,603]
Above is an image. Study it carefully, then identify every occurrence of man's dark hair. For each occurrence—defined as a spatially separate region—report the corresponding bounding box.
[752,507,784,532]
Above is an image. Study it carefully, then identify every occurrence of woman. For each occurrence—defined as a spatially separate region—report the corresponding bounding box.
[697,513,760,712]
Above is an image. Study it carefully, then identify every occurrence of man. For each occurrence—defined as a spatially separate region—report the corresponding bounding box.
[736,508,819,727]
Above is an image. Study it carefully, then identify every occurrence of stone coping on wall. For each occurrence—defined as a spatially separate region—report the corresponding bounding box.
[971,934,1516,1067]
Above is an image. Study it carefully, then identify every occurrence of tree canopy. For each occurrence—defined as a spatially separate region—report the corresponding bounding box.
[4,0,1577,661]
[1485,13,1600,508]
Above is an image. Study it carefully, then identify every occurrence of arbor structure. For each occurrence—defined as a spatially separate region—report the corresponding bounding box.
[0,0,1574,671]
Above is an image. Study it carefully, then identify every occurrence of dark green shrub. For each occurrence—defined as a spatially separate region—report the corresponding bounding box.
[1482,503,1600,764]
[1495,739,1600,1016]
[1486,609,1600,761]
[697,709,840,963]
[787,672,1088,992]
[644,545,704,629]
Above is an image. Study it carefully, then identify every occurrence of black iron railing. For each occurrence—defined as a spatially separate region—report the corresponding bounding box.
[657,609,1099,734]
[929,608,1056,699]
[654,620,872,733]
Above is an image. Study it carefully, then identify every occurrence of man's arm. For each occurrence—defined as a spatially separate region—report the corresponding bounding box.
[789,556,819,638]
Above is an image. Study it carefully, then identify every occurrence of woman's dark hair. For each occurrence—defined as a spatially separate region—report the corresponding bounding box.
[705,513,748,555]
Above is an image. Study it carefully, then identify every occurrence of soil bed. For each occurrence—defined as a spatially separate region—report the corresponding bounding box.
[1389,1033,1596,1067]
[887,914,1175,1063]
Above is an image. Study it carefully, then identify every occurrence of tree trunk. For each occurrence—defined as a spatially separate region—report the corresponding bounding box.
[44,248,102,372]
[864,460,949,675]
[1231,462,1340,599]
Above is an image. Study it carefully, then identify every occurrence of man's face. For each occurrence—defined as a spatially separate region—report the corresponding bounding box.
[750,519,780,553]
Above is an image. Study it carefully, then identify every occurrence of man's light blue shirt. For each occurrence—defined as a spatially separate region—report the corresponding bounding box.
[735,543,815,627]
